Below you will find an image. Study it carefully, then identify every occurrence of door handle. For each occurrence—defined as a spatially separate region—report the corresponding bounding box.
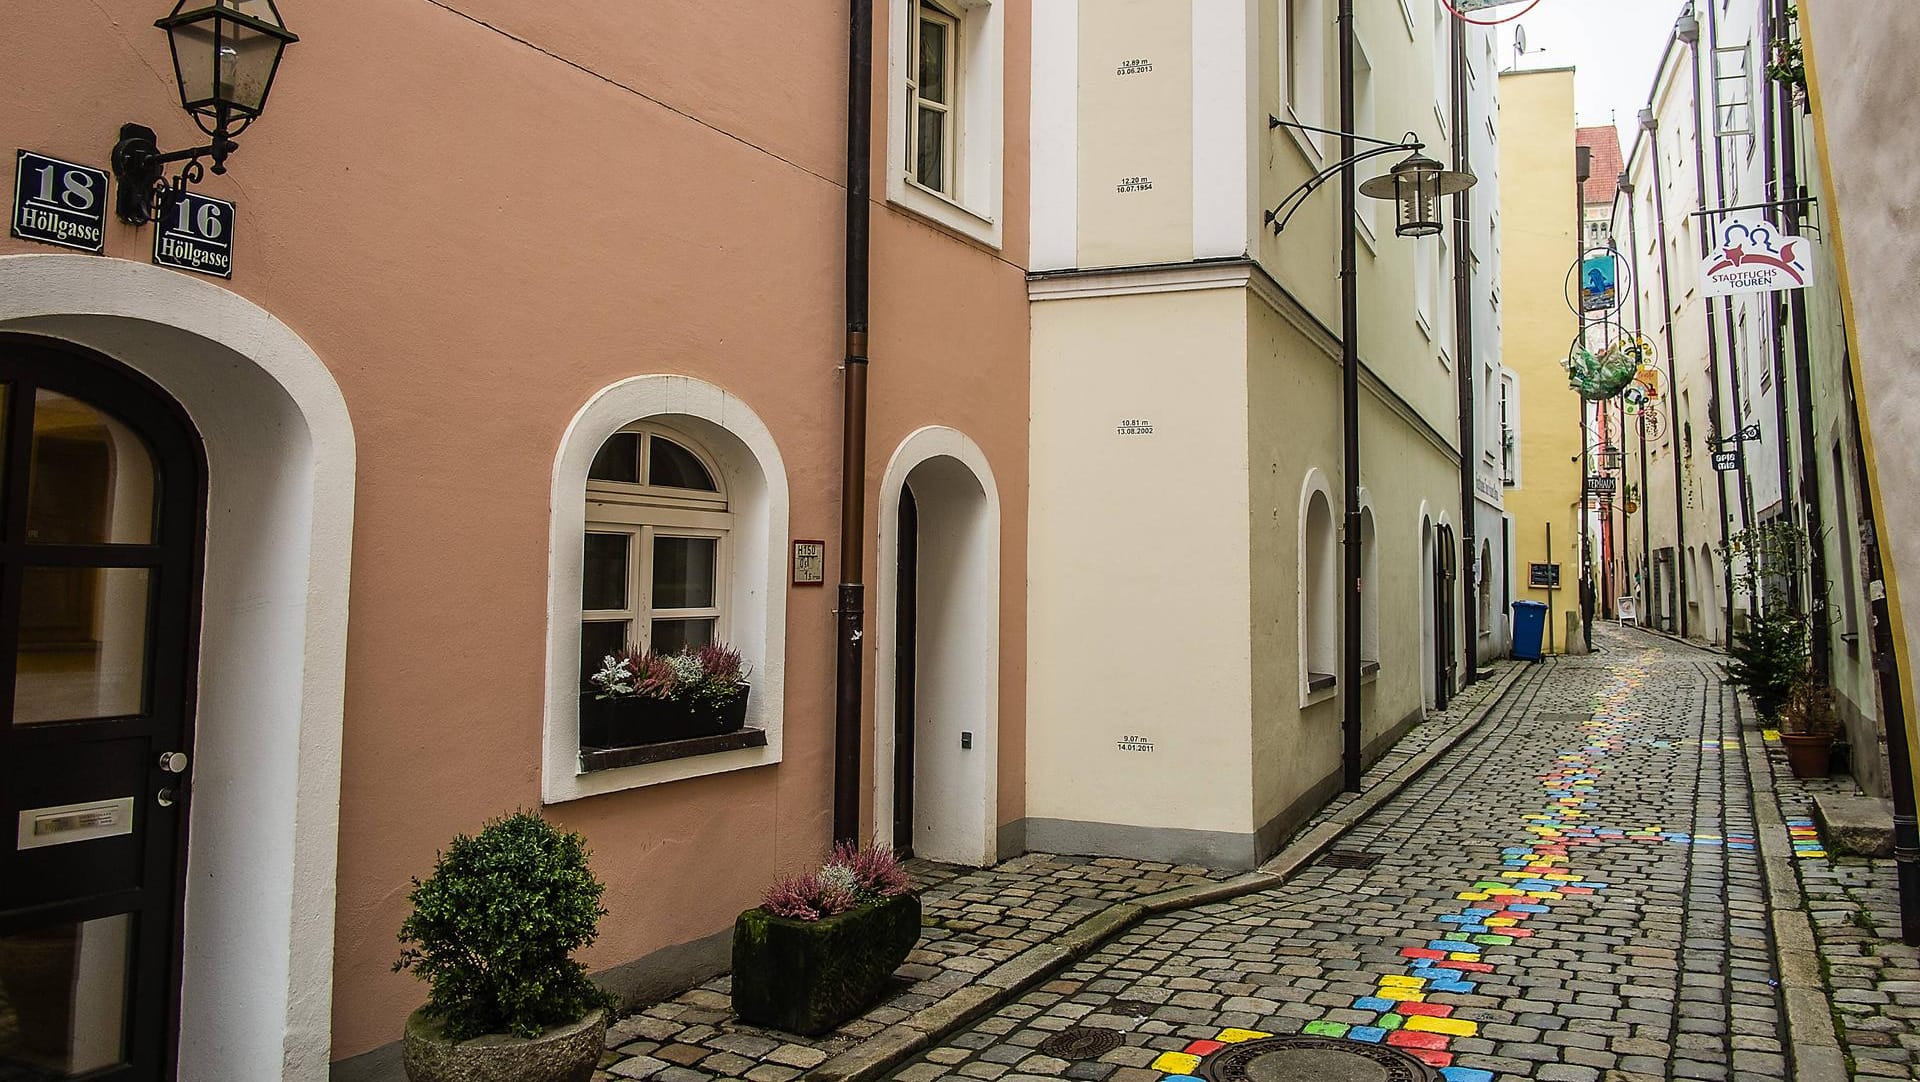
[158,751,188,774]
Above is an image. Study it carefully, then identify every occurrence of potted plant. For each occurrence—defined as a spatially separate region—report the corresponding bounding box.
[581,642,751,749]
[395,812,614,1082]
[1778,679,1839,779]
[732,844,920,1036]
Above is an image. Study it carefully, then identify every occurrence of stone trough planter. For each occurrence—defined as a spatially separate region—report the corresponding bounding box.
[401,1008,607,1082]
[730,892,921,1036]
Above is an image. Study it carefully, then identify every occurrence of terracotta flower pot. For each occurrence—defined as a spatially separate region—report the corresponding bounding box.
[1780,731,1833,779]
[401,1008,606,1082]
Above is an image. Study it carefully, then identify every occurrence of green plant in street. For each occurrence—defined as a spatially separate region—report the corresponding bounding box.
[395,812,613,1040]
[1724,607,1809,723]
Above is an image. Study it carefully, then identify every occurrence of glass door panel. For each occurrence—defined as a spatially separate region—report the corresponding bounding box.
[14,568,152,725]
[0,914,131,1078]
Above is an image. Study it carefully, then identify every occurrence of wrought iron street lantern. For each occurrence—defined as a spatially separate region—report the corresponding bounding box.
[1359,151,1476,238]
[111,0,299,224]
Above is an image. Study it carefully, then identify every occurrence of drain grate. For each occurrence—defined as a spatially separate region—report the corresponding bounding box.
[1199,1036,1437,1082]
[1106,999,1159,1017]
[1038,1026,1126,1060]
[1317,849,1385,870]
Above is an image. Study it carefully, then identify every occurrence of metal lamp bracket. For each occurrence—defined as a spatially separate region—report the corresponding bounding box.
[110,122,236,226]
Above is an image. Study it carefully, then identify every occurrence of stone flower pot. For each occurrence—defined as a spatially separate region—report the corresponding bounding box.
[401,1008,606,1082]
[731,892,920,1036]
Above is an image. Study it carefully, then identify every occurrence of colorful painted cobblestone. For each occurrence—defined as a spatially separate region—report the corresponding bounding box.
[882,627,1799,1082]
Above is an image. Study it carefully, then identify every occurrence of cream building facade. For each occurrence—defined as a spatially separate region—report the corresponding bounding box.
[1023,0,1498,868]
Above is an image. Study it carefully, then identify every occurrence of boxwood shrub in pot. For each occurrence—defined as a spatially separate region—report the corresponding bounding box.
[732,844,920,1035]
[395,812,614,1082]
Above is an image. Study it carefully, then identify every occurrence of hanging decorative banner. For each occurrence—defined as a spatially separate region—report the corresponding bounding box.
[1444,0,1543,23]
[1564,329,1649,402]
[1701,215,1813,296]
[1580,252,1619,311]
[1622,361,1664,414]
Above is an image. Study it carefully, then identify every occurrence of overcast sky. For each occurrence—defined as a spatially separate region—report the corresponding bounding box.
[1492,0,1685,145]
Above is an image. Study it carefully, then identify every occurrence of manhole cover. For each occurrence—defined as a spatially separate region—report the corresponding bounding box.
[1318,849,1385,870]
[1107,999,1158,1017]
[1199,1037,1437,1082]
[1038,1025,1126,1060]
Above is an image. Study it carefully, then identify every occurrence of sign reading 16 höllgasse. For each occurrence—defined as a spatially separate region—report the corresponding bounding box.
[153,190,234,278]
[12,150,108,253]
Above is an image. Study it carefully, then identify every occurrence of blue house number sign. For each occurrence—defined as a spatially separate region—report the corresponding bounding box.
[154,191,234,278]
[12,150,108,253]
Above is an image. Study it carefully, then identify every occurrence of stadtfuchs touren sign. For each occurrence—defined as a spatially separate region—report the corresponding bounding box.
[1701,214,1813,297]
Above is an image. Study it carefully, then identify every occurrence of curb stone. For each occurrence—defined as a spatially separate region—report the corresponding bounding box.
[804,660,1535,1082]
[1736,681,1849,1082]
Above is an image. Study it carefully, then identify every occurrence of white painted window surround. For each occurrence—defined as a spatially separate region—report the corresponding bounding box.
[1299,469,1337,707]
[888,0,1003,248]
[542,377,790,804]
[0,253,356,1082]
[1280,0,1329,163]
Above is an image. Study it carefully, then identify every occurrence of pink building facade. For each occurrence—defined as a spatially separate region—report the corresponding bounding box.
[0,2,1030,1078]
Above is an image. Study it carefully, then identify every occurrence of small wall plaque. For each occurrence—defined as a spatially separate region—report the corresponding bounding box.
[1117,734,1155,753]
[792,539,826,585]
[1117,419,1154,436]
[11,150,108,253]
[153,190,234,278]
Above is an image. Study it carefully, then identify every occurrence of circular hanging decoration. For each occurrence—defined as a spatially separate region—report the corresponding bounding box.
[1641,407,1668,441]
[1563,329,1643,401]
[1442,0,1545,25]
[1564,246,1629,317]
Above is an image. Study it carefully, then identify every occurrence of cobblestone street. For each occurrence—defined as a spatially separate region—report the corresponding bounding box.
[876,628,1834,1082]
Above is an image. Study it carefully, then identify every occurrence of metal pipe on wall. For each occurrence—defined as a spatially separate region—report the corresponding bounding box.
[1451,9,1478,685]
[833,0,873,844]
[1643,108,1690,638]
[1338,0,1364,792]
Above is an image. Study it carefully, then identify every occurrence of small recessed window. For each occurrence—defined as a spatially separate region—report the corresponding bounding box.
[908,0,960,194]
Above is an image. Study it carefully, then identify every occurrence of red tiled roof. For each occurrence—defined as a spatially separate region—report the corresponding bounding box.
[1577,125,1623,207]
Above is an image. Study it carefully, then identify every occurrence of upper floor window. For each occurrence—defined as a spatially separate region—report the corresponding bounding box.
[908,1,960,194]
[888,0,1003,247]
[581,426,732,687]
[1713,43,1753,137]
[1283,0,1329,157]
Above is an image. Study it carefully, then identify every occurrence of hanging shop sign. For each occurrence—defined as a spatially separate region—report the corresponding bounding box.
[1579,252,1619,311]
[1701,214,1813,296]
[151,190,234,278]
[1712,450,1741,472]
[1586,475,1617,497]
[11,151,107,253]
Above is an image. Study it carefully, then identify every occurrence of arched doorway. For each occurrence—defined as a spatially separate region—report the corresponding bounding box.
[0,253,355,1082]
[1419,513,1436,709]
[874,429,999,867]
[0,336,204,1081]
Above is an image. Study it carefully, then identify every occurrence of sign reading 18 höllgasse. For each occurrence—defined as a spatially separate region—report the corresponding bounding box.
[12,150,108,253]
[153,190,234,278]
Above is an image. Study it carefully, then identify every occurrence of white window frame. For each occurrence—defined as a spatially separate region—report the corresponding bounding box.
[905,1,960,197]
[1500,371,1520,487]
[1431,1,1450,139]
[1713,43,1753,138]
[887,0,1003,247]
[1353,36,1378,243]
[542,377,790,804]
[1281,0,1329,162]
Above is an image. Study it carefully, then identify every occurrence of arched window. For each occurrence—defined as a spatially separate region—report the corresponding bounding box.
[580,424,732,685]
[1303,483,1337,696]
[1479,540,1494,634]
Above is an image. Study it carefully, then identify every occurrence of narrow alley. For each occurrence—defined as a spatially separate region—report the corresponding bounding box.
[861,628,1905,1082]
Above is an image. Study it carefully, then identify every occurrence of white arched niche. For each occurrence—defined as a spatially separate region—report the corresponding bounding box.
[1298,469,1337,707]
[0,253,355,1082]
[542,376,789,803]
[872,426,1001,867]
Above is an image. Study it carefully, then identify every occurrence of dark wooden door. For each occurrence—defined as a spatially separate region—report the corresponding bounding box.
[0,336,204,1082]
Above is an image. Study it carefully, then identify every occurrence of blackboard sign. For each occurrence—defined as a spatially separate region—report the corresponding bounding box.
[12,150,107,253]
[1529,562,1561,588]
[153,191,234,278]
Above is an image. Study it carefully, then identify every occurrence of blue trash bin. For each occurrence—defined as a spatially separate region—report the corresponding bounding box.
[1511,600,1549,662]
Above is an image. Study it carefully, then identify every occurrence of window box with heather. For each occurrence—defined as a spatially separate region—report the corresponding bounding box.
[732,846,920,1036]
[580,643,752,763]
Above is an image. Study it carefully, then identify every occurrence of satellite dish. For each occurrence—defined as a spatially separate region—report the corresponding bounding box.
[1515,25,1528,53]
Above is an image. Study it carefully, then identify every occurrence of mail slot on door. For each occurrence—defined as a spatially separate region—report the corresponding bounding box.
[16,797,136,851]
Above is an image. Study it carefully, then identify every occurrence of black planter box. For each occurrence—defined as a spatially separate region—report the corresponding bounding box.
[730,892,921,1036]
[578,685,749,750]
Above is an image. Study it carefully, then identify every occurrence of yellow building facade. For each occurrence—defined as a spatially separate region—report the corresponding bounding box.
[1497,69,1585,653]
